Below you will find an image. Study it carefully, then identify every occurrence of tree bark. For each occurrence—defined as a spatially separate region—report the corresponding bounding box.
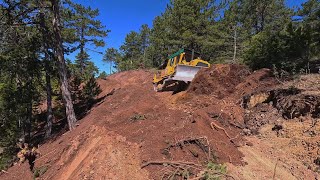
[79,21,85,74]
[25,79,32,142]
[40,1,53,138]
[51,0,77,130]
[110,61,112,74]
[45,66,53,137]
[233,25,237,63]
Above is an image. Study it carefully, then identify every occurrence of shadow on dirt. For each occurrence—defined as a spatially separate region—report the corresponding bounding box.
[31,89,114,146]
[158,81,190,95]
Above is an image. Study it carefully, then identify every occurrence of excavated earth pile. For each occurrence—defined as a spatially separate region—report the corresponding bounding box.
[1,65,320,179]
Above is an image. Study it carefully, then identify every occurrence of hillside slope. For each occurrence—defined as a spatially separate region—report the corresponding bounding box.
[1,65,319,179]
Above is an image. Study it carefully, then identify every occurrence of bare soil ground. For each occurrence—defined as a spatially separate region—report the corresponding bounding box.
[1,65,320,180]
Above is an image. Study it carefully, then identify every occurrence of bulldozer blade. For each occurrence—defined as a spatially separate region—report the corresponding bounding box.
[172,65,202,82]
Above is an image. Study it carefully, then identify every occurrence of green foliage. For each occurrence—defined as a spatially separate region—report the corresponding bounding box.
[0,0,107,169]
[297,0,320,59]
[242,0,319,72]
[238,0,292,34]
[64,0,108,81]
[110,0,318,73]
[203,162,227,180]
[130,114,146,122]
[98,71,108,79]
[66,0,109,48]
[116,24,151,71]
[67,54,100,105]
[148,0,221,64]
[0,153,13,171]
[33,165,48,179]
[243,24,310,71]
[103,48,121,73]
[81,76,102,104]
[74,51,99,81]
[0,0,43,154]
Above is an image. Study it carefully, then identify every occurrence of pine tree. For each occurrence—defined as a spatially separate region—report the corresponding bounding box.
[73,50,99,81]
[81,76,102,106]
[148,16,169,67]
[238,0,292,34]
[297,0,320,59]
[138,24,151,66]
[51,0,77,130]
[66,1,109,75]
[113,24,152,71]
[147,0,222,63]
[0,0,43,145]
[103,48,120,73]
[98,71,108,79]
[38,0,54,138]
[217,0,247,63]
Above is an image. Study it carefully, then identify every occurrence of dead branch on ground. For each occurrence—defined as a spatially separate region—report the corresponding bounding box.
[189,172,236,180]
[142,160,202,180]
[163,136,211,160]
[141,160,201,169]
[210,121,231,139]
[211,121,240,145]
[1,170,9,174]
[273,160,279,180]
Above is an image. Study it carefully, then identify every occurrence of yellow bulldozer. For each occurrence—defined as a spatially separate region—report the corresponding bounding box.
[153,49,210,92]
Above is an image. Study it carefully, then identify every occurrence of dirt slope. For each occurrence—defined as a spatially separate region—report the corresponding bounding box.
[1,65,320,179]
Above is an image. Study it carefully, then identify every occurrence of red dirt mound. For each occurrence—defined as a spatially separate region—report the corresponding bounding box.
[188,64,278,100]
[233,68,278,99]
[188,64,251,98]
[1,65,286,180]
[0,69,246,180]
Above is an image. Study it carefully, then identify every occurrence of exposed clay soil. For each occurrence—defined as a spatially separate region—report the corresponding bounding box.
[1,65,320,180]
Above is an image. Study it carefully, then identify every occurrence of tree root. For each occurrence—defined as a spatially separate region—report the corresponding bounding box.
[210,121,240,145]
[210,121,231,139]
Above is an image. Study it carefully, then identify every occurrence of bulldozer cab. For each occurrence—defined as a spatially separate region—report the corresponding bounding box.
[182,49,201,62]
[158,49,201,69]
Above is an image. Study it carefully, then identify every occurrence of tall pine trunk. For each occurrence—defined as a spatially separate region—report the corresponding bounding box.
[233,26,237,63]
[79,22,85,74]
[110,61,112,74]
[25,79,33,142]
[40,2,53,138]
[45,66,53,137]
[51,0,77,130]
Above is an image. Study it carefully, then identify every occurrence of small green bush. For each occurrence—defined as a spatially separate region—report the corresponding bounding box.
[33,165,48,179]
[130,114,146,122]
[203,162,227,180]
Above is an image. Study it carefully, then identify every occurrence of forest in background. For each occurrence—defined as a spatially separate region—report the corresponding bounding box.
[107,0,319,73]
[0,0,319,170]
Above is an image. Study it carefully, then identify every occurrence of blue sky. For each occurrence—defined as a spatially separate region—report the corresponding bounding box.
[68,0,169,74]
[69,0,308,74]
